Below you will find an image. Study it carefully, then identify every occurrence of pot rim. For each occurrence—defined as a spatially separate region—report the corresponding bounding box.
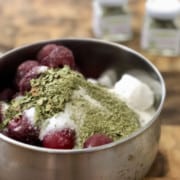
[0,38,166,154]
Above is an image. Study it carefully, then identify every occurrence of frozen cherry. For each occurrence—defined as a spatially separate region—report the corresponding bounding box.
[40,45,75,69]
[37,44,57,60]
[16,60,39,84]
[43,128,76,149]
[83,133,113,148]
[18,68,39,93]
[18,66,48,93]
[7,115,39,145]
[1,129,8,136]
[0,88,14,102]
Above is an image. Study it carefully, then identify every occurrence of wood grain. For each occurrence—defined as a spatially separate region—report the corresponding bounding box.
[145,72,180,179]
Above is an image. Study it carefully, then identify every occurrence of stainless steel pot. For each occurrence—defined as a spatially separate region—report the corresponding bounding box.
[0,38,166,180]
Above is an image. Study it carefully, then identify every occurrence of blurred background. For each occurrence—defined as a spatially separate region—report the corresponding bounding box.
[0,0,179,71]
[0,0,180,179]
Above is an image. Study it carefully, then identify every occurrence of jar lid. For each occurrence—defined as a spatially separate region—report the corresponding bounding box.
[146,0,180,20]
[97,0,128,6]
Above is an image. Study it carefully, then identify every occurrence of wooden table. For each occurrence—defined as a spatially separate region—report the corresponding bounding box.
[0,0,180,179]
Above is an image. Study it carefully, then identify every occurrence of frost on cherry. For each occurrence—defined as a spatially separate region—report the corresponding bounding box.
[7,115,40,145]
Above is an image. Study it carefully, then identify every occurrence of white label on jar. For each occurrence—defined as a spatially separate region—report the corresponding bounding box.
[141,28,180,54]
[100,15,132,36]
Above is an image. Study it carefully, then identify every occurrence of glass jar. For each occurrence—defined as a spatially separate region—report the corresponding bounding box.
[141,0,180,56]
[92,0,132,42]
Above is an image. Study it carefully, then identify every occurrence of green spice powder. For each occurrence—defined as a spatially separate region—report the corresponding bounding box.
[3,66,140,147]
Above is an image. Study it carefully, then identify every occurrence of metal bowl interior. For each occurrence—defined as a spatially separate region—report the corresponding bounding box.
[0,38,165,152]
[0,38,166,180]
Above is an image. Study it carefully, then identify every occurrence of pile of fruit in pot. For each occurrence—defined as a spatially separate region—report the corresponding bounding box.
[0,44,155,149]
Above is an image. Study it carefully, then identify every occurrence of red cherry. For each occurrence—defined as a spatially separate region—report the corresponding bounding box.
[37,44,57,60]
[83,133,113,148]
[18,66,47,93]
[43,128,76,149]
[40,45,75,69]
[16,60,39,84]
[7,115,39,145]
[18,68,39,93]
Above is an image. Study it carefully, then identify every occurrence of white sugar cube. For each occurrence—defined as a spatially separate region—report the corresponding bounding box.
[114,74,154,110]
[98,69,117,88]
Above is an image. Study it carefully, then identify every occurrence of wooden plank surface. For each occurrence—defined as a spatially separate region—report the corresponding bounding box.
[0,0,180,179]
[146,72,180,179]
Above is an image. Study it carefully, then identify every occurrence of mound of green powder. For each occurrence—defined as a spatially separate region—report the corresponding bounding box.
[3,66,140,147]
